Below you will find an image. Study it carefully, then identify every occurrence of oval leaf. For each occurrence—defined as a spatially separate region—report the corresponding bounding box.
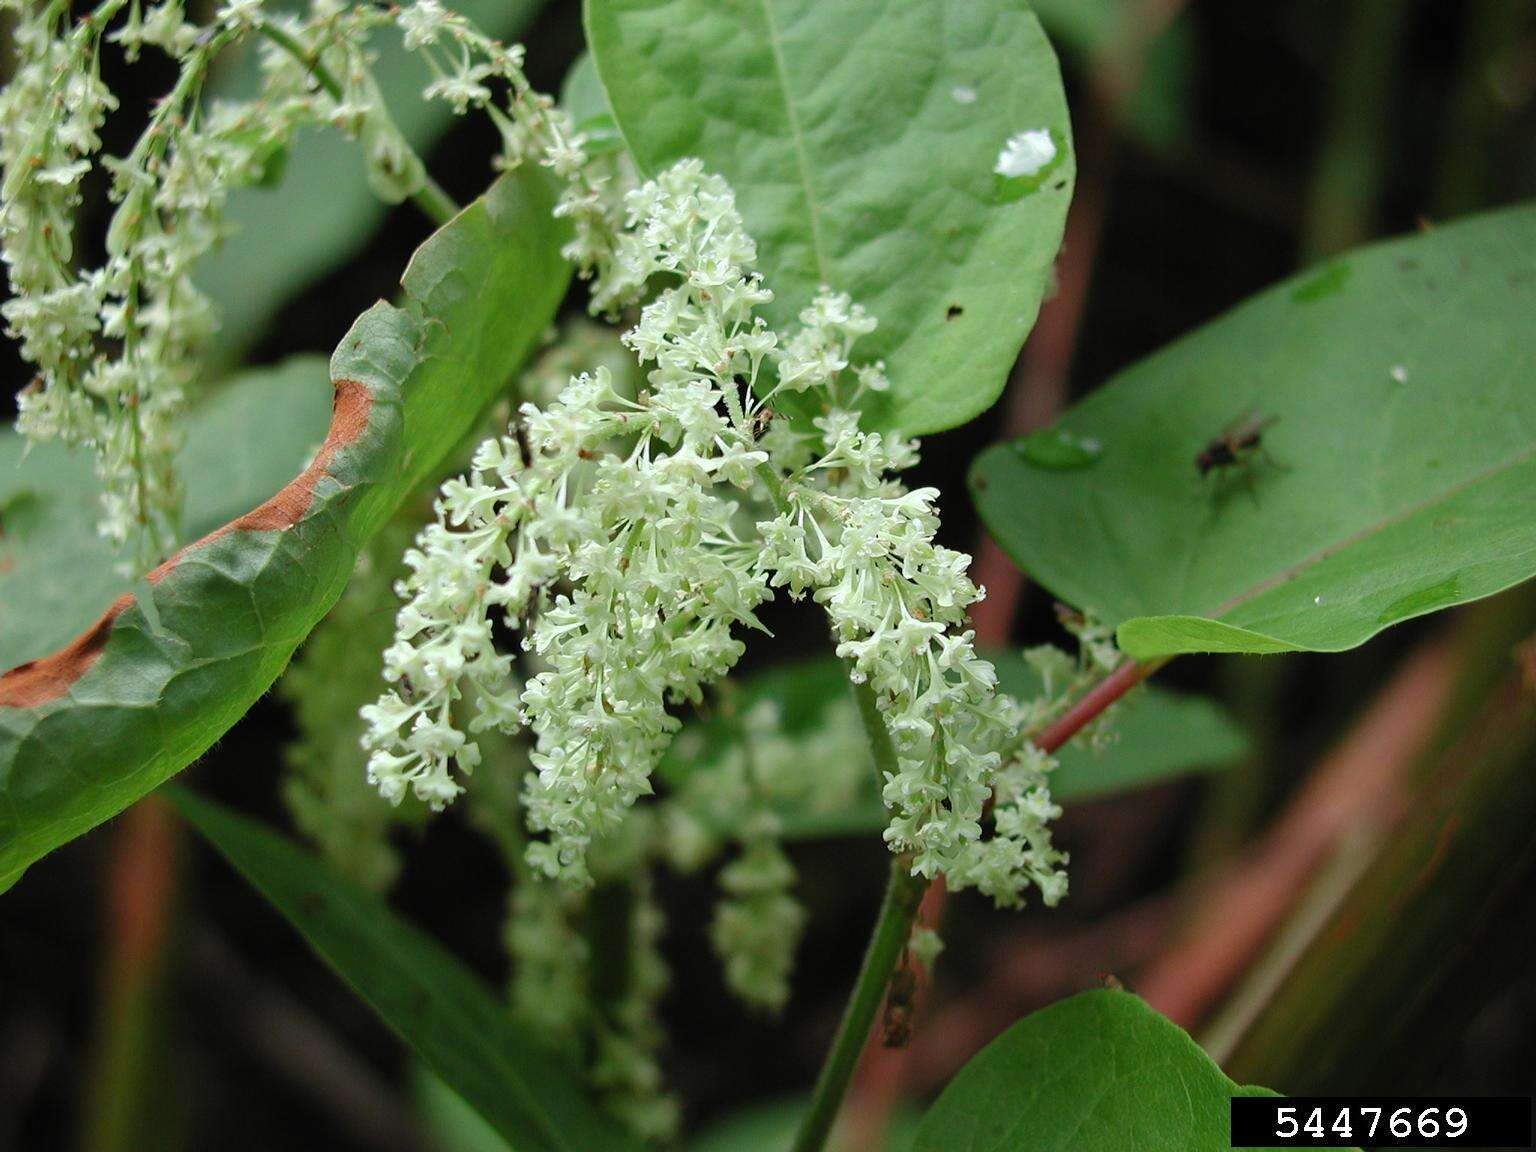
[971,206,1536,659]
[173,789,639,1152]
[0,169,570,891]
[586,0,1074,434]
[913,989,1314,1152]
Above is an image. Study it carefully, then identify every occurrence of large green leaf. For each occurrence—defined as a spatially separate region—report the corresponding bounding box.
[173,789,639,1152]
[971,206,1536,659]
[912,990,1307,1152]
[658,653,1247,840]
[0,169,570,891]
[198,0,548,363]
[586,0,1074,435]
[0,358,334,670]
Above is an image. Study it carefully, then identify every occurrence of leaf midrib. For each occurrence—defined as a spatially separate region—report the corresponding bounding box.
[757,0,831,284]
[1210,440,1536,620]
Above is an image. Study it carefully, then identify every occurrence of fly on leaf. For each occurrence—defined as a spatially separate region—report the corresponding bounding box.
[1195,411,1279,478]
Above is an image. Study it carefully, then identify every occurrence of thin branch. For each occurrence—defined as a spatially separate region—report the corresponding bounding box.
[1032,657,1167,756]
[253,19,460,228]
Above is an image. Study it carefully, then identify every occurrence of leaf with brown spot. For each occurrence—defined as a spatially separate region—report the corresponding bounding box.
[0,168,570,891]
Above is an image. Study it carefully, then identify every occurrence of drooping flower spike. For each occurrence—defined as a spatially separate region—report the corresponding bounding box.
[363,159,1067,909]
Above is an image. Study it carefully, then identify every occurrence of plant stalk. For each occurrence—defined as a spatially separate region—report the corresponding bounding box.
[252,19,460,228]
[790,853,929,1152]
[1302,0,1408,261]
[793,659,1166,1151]
[1031,657,1168,756]
[788,678,927,1152]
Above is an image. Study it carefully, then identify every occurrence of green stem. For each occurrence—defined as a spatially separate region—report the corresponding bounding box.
[790,657,1171,1152]
[252,19,459,228]
[790,678,929,1152]
[1432,0,1529,216]
[410,177,461,228]
[850,676,899,775]
[755,460,790,514]
[790,853,928,1152]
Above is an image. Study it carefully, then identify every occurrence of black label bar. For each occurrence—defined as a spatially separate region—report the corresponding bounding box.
[1230,1096,1532,1148]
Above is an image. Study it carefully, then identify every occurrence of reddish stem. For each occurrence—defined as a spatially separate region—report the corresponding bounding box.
[1034,658,1164,756]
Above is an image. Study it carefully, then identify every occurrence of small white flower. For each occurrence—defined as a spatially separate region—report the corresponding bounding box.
[951,85,978,105]
[215,0,264,29]
[994,128,1056,178]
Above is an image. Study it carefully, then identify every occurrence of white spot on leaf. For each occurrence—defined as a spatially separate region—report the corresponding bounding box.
[995,130,1056,178]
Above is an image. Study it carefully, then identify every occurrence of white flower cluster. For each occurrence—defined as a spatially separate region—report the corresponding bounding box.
[0,0,614,563]
[711,823,804,1012]
[364,157,1066,909]
[0,1,328,556]
[666,696,867,1010]
[364,160,779,884]
[505,871,589,1060]
[588,872,678,1142]
[458,727,675,1133]
[756,421,1066,904]
[387,0,624,282]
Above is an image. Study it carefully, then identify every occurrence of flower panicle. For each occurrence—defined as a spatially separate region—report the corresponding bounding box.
[364,154,1068,911]
[0,0,620,565]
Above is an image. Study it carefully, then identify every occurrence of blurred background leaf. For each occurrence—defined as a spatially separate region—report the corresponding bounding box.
[174,789,641,1152]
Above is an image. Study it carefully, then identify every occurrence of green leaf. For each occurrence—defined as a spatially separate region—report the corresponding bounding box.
[971,206,1536,659]
[658,653,1247,840]
[0,357,334,670]
[198,0,548,363]
[0,169,570,891]
[559,53,626,158]
[416,1070,515,1152]
[586,0,1074,435]
[913,989,1312,1152]
[172,789,639,1152]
